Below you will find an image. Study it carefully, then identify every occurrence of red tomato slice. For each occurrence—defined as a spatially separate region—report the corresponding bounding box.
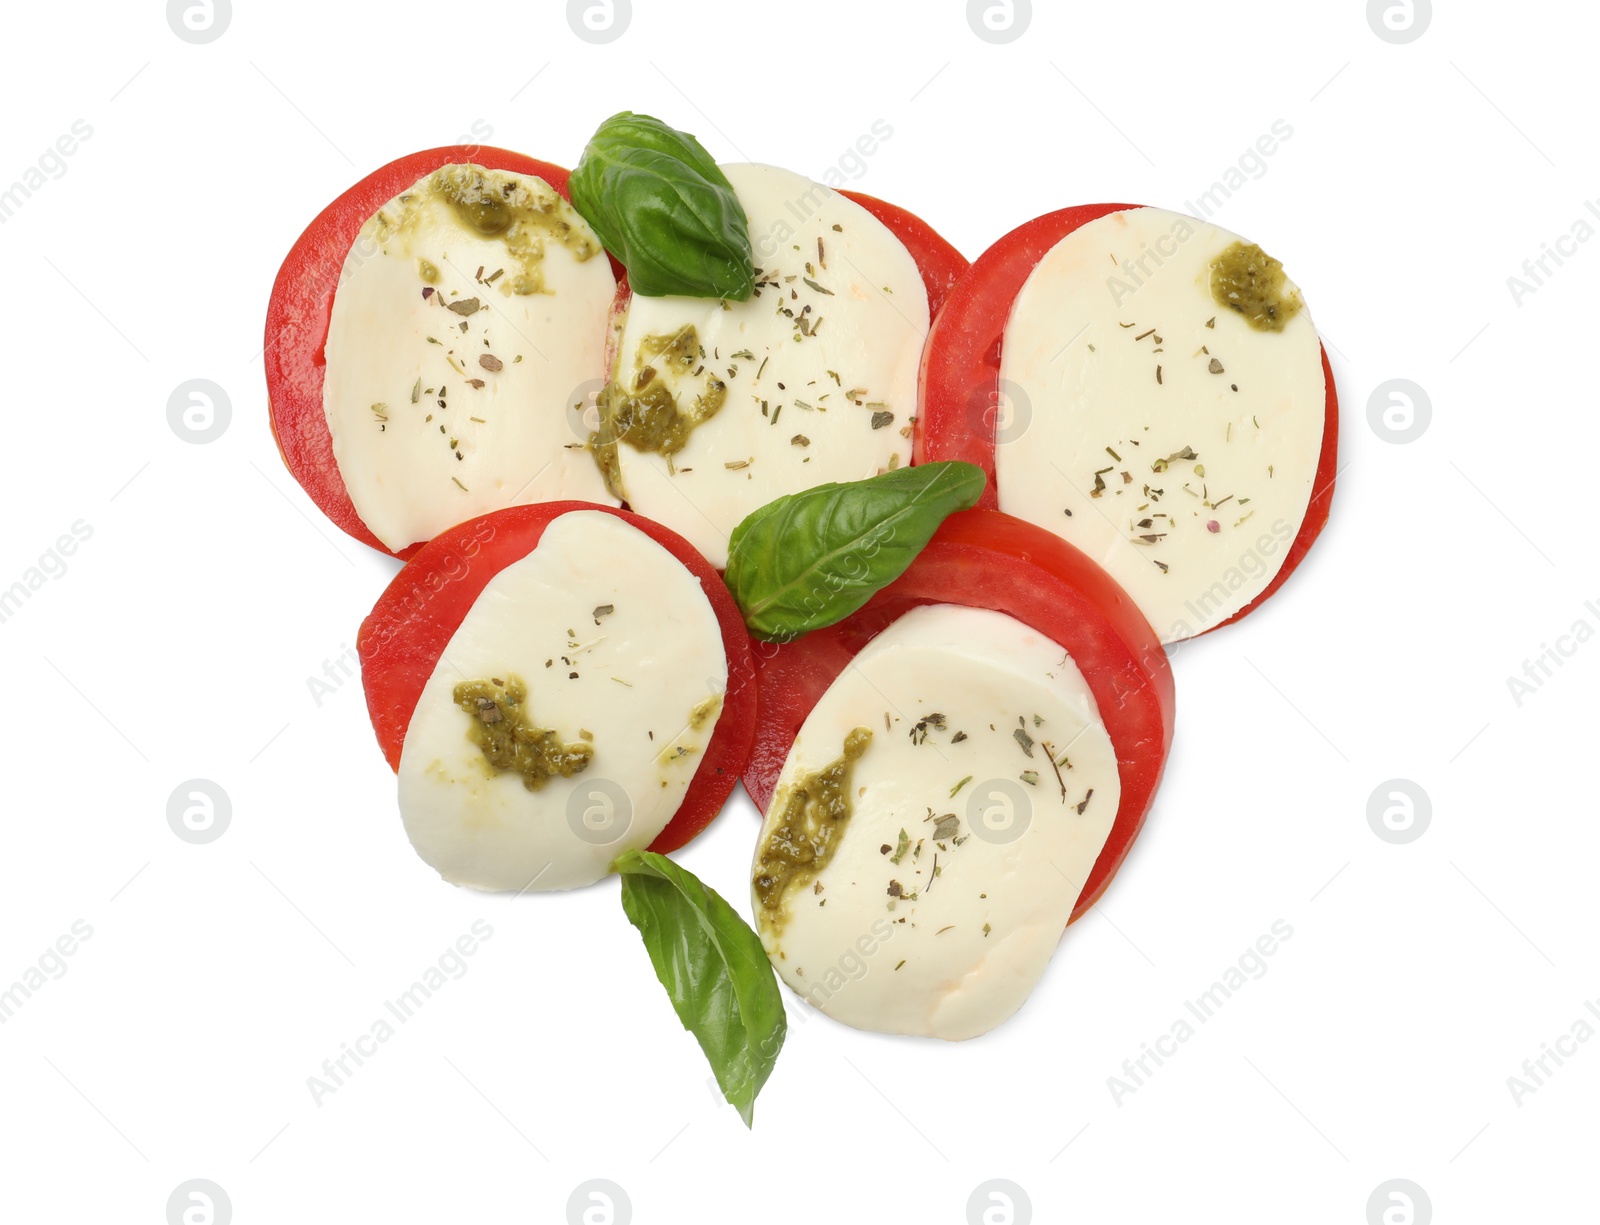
[357,501,756,854]
[744,508,1175,922]
[264,147,623,561]
[916,203,1339,637]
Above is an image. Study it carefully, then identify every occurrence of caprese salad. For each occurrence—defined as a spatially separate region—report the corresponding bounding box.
[265,108,1337,1125]
[265,148,622,558]
[744,509,1173,1039]
[266,116,965,563]
[357,502,756,889]
[919,203,1338,642]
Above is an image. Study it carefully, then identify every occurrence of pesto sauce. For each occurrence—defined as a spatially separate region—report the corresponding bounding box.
[752,728,873,935]
[452,674,592,791]
[1209,241,1302,332]
[589,325,728,500]
[689,693,723,730]
[589,428,629,505]
[378,164,600,297]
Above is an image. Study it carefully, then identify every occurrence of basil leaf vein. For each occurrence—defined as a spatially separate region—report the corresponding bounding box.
[570,112,755,301]
[724,461,987,641]
[614,849,785,1127]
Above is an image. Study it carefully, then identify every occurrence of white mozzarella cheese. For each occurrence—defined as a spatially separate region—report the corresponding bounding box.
[325,165,618,553]
[604,163,929,568]
[751,604,1120,1040]
[997,206,1326,641]
[397,510,727,891]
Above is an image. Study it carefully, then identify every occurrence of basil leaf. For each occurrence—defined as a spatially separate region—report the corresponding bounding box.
[614,849,785,1127]
[725,461,987,641]
[570,112,755,301]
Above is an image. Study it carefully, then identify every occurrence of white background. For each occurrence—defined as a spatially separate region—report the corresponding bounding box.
[0,1,1593,1222]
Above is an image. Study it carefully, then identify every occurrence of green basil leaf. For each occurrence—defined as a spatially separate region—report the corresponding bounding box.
[570,112,755,301]
[614,849,785,1127]
[724,461,987,642]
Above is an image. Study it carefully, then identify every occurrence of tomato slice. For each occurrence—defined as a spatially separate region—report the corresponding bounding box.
[916,204,1339,636]
[264,146,624,561]
[744,508,1175,922]
[357,501,756,854]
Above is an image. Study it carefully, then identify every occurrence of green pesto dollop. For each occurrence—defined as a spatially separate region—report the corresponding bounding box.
[452,674,592,791]
[376,164,600,296]
[431,165,600,293]
[1209,241,1303,332]
[689,693,723,730]
[589,325,728,500]
[753,728,873,935]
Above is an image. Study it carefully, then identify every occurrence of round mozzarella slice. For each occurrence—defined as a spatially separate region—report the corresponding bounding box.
[397,511,727,891]
[602,163,929,568]
[750,604,1120,1040]
[324,165,617,553]
[997,206,1326,641]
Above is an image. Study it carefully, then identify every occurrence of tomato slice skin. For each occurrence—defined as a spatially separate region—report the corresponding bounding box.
[916,203,1338,635]
[264,146,623,561]
[357,501,757,854]
[744,508,1175,922]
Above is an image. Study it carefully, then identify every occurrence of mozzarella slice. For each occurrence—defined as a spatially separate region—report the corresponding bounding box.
[997,206,1326,641]
[325,165,618,553]
[751,604,1120,1040]
[396,511,727,891]
[601,163,929,568]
